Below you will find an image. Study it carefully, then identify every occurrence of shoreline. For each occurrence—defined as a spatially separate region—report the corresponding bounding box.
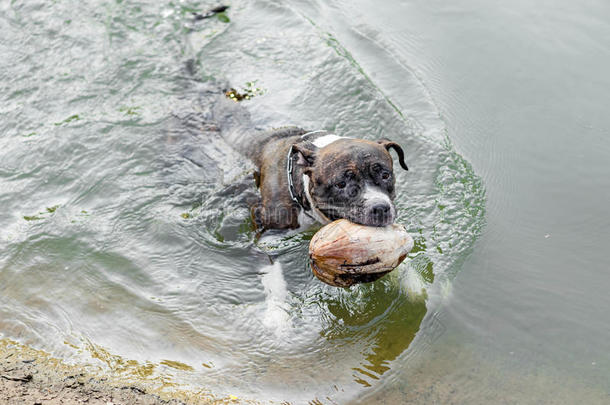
[0,339,244,405]
[0,339,185,404]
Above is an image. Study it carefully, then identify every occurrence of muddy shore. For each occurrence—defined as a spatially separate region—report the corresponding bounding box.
[0,341,186,404]
[0,339,249,405]
[3,337,607,404]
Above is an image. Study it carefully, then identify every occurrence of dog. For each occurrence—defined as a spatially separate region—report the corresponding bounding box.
[249,127,409,232]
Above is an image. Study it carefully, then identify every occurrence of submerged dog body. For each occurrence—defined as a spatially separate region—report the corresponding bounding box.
[175,76,407,232]
[250,127,408,231]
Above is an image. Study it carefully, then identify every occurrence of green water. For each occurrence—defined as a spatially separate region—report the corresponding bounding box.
[1,0,608,403]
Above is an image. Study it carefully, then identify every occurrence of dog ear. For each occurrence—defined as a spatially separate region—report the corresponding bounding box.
[292,140,318,168]
[377,139,408,171]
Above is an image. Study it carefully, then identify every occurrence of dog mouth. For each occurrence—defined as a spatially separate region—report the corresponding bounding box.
[318,207,395,227]
[318,208,342,222]
[357,215,394,227]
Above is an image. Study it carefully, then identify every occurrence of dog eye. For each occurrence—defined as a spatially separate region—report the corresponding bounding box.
[381,171,391,180]
[335,181,346,189]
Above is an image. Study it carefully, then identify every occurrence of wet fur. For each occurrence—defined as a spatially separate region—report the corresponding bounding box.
[250,128,405,231]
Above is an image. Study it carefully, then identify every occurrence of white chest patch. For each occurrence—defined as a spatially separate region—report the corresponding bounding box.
[311,134,345,148]
[259,261,290,337]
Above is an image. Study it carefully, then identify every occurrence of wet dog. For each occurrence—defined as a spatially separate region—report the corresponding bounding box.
[249,127,408,231]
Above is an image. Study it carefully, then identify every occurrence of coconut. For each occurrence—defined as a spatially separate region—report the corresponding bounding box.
[309,219,414,287]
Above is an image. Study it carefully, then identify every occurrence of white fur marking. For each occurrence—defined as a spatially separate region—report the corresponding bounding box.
[362,185,396,223]
[260,261,290,336]
[311,134,344,148]
[362,185,392,205]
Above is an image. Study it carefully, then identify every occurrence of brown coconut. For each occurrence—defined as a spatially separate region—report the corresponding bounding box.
[309,219,414,288]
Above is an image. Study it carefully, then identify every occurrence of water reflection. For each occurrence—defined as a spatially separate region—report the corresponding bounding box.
[324,281,428,386]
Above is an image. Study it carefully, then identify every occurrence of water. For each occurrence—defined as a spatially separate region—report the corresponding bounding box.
[0,0,608,403]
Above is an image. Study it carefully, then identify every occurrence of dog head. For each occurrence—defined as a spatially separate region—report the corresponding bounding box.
[294,138,408,226]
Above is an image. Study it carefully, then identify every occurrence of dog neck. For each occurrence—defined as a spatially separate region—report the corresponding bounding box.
[287,132,347,226]
[301,174,332,225]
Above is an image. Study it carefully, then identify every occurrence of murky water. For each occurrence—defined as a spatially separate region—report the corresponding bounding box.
[1,0,608,403]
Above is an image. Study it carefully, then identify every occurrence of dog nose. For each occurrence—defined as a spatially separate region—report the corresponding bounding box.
[371,203,390,217]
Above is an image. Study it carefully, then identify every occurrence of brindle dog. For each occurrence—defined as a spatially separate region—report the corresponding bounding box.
[250,127,408,231]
